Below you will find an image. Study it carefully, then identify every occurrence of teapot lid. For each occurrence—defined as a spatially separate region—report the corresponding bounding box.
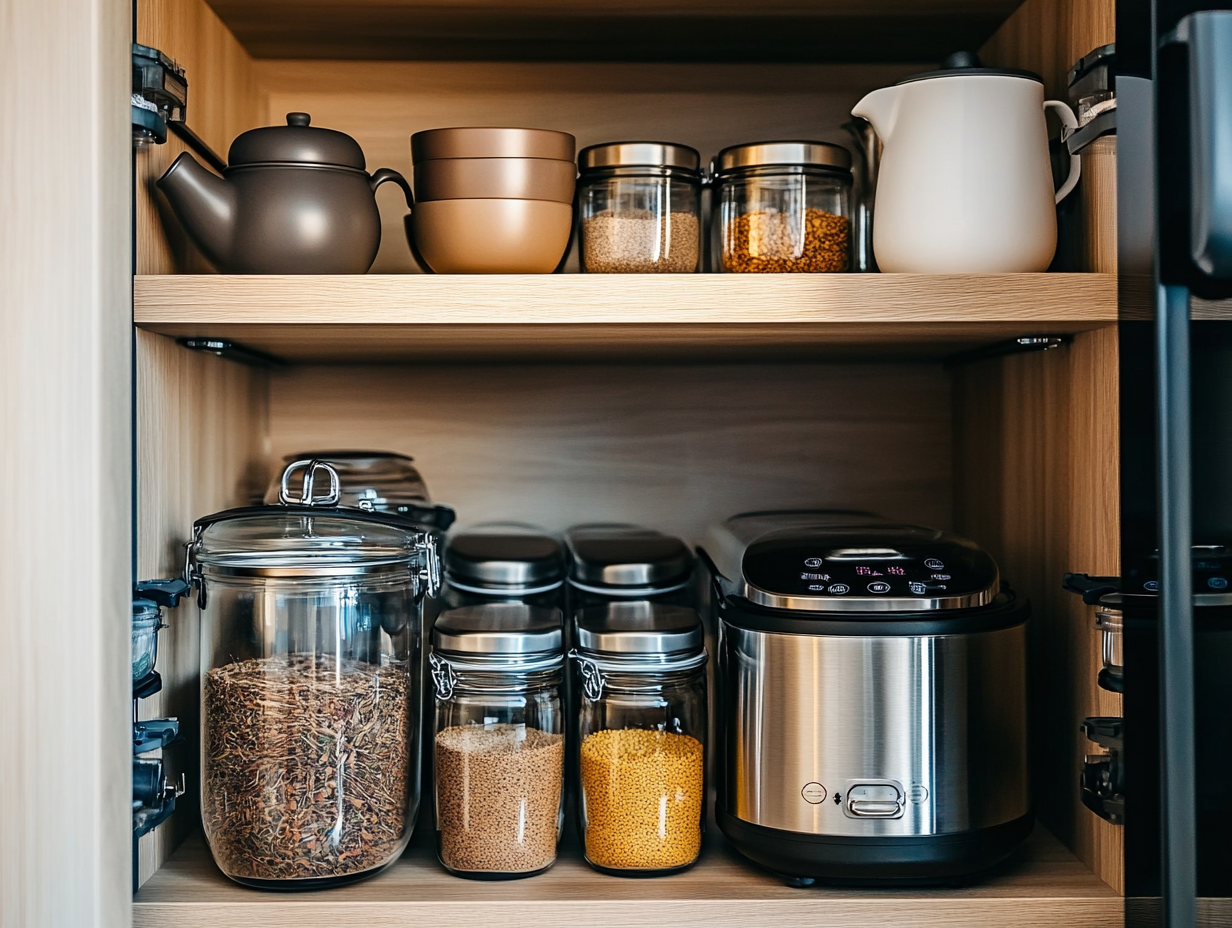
[899,51,1041,85]
[227,113,367,170]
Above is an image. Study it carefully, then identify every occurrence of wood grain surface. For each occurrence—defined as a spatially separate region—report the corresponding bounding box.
[136,0,257,274]
[980,0,1115,101]
[133,822,1121,928]
[0,0,133,925]
[204,0,1018,62]
[952,325,1122,893]
[267,361,952,541]
[134,331,270,885]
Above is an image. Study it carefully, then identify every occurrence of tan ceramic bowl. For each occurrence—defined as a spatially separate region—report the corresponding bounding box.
[411,198,573,273]
[413,157,576,204]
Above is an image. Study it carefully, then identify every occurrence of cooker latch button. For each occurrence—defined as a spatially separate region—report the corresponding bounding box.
[843,781,905,818]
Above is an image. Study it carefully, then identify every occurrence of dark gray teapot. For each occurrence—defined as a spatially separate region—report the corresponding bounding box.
[157,113,412,274]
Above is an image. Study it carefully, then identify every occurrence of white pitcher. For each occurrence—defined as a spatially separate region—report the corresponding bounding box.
[851,53,1080,273]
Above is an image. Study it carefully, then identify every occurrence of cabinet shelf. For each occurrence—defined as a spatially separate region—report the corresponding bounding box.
[133,272,1117,362]
[132,823,1122,928]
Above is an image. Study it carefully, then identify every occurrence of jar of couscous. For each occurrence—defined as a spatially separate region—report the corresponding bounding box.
[571,602,708,875]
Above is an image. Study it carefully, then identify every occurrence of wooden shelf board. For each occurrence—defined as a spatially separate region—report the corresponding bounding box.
[204,0,1018,63]
[134,273,1117,362]
[133,822,1121,928]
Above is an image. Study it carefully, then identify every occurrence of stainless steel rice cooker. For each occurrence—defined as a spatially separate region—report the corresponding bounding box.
[701,511,1031,883]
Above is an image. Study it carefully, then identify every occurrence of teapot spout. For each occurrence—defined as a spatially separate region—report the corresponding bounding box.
[851,85,902,144]
[156,152,236,270]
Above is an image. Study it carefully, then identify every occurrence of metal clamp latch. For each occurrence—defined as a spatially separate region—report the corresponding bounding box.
[429,652,458,700]
[419,533,441,598]
[569,649,606,701]
[278,459,342,507]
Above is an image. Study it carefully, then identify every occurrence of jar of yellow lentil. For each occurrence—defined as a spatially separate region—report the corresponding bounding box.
[570,602,708,876]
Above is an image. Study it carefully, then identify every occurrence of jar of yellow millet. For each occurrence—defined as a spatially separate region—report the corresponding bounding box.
[570,602,708,876]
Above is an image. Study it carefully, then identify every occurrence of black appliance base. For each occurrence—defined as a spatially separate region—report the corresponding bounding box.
[717,807,1034,885]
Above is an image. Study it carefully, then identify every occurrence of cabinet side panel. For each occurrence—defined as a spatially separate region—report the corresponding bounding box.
[0,0,132,924]
[953,325,1122,892]
[980,0,1116,100]
[135,331,269,884]
[136,0,258,274]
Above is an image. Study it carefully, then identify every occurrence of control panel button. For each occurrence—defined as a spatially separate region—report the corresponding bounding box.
[909,582,926,594]
[924,558,945,570]
[843,780,904,818]
[867,581,891,594]
[801,782,828,804]
[804,557,823,568]
[1209,577,1228,590]
[828,583,849,594]
[909,784,929,804]
[1144,580,1160,593]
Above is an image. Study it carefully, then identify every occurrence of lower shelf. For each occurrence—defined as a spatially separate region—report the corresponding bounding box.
[133,820,1122,928]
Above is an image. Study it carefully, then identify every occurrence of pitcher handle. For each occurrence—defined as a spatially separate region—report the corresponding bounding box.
[1044,100,1081,204]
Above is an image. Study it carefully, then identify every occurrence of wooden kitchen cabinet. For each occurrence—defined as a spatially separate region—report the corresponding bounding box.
[10,0,1208,925]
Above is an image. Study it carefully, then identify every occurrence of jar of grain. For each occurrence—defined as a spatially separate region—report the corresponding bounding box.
[577,142,702,273]
[188,460,440,890]
[430,603,565,879]
[713,141,852,273]
[571,602,708,875]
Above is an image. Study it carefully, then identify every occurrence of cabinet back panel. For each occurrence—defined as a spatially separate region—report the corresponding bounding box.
[269,362,950,540]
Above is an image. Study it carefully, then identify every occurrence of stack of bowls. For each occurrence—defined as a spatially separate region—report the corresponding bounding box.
[408,127,576,273]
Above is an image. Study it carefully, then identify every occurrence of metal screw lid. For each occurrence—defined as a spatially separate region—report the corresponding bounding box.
[579,141,701,173]
[714,140,851,175]
[432,603,563,657]
[574,601,703,657]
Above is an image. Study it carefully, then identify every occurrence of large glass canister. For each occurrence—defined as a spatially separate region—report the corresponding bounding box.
[713,141,852,273]
[429,603,565,879]
[571,602,708,875]
[577,142,702,273]
[188,461,440,889]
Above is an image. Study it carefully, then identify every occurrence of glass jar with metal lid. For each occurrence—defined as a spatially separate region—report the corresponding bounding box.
[564,523,695,609]
[187,460,440,889]
[571,602,708,875]
[577,142,702,273]
[443,522,566,609]
[429,603,566,879]
[713,140,852,273]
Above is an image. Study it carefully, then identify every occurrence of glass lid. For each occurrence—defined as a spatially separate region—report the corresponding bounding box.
[193,460,430,574]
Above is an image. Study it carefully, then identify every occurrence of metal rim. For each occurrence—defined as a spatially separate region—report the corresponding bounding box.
[715,141,852,174]
[741,581,999,613]
[579,141,701,172]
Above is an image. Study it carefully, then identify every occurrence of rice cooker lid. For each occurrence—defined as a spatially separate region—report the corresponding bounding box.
[566,524,694,594]
[739,523,1000,613]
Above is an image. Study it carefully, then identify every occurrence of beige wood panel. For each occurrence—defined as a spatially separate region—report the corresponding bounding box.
[134,272,1118,322]
[207,0,1018,63]
[268,362,952,541]
[0,0,132,925]
[133,823,1121,928]
[252,60,921,273]
[136,0,257,274]
[1079,137,1118,275]
[952,323,1122,893]
[980,0,1116,100]
[135,332,270,885]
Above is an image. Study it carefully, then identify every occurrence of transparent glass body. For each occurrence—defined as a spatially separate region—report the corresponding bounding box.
[132,604,161,681]
[717,165,851,273]
[1095,607,1123,675]
[579,168,702,273]
[432,663,565,878]
[576,662,707,874]
[199,567,421,889]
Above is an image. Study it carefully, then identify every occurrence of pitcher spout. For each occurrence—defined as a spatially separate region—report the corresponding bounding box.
[851,85,903,144]
[156,152,236,270]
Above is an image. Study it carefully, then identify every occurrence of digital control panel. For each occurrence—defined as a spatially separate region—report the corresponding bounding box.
[742,532,998,603]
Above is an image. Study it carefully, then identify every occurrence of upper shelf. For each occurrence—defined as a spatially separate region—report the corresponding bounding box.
[134,273,1117,363]
[203,0,1018,62]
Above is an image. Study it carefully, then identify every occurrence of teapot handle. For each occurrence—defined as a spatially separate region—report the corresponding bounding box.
[370,167,414,212]
[1044,100,1081,204]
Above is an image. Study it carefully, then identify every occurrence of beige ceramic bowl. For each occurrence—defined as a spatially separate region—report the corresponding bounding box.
[411,198,573,273]
[413,157,576,204]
